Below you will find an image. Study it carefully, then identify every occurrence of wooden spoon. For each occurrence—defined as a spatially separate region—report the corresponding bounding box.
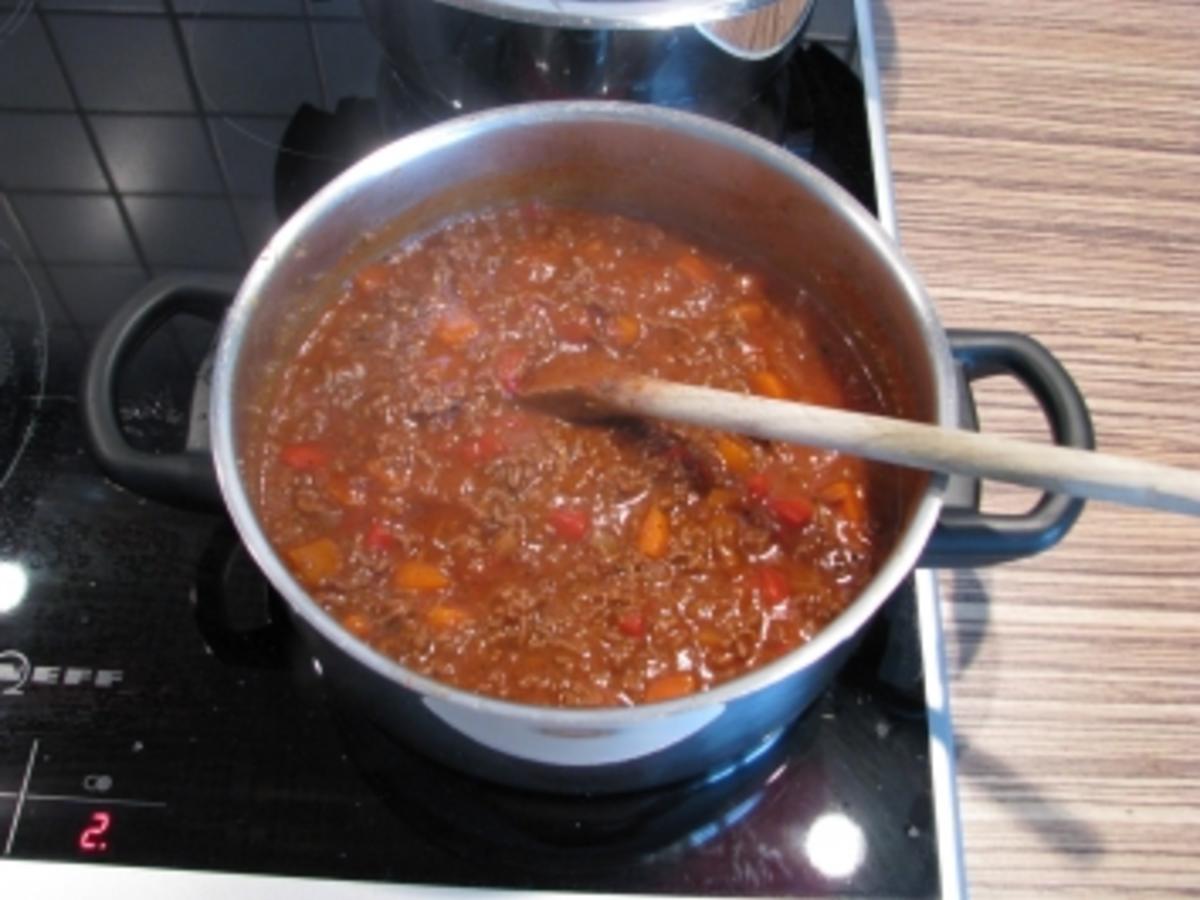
[519,372,1200,518]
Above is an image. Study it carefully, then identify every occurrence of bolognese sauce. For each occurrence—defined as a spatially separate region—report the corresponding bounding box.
[251,206,898,707]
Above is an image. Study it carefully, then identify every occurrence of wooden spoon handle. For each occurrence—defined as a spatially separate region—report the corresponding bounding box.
[611,376,1200,518]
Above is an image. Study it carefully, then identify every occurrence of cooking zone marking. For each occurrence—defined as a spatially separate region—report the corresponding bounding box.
[3,740,37,855]
[0,650,124,696]
[2,741,168,857]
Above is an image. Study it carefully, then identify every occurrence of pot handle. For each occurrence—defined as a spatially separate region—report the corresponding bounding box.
[920,329,1095,568]
[81,275,237,510]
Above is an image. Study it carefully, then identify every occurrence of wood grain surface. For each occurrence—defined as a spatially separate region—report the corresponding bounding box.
[872,1,1200,896]
[703,0,812,53]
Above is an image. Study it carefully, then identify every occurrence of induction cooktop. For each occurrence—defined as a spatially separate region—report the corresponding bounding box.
[0,0,965,896]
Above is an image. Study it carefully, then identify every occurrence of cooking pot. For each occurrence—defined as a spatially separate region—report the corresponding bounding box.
[82,102,1092,793]
[361,0,815,122]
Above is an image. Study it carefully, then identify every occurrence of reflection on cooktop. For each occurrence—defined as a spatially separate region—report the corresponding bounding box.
[272,43,874,223]
[338,705,790,870]
[0,253,48,490]
[324,653,936,895]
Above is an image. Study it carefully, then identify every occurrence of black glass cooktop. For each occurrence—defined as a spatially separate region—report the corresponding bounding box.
[0,0,941,895]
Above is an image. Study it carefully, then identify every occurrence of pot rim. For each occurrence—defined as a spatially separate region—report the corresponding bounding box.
[211,100,956,727]
[397,0,795,31]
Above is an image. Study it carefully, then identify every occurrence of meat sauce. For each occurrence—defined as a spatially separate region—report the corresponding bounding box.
[253,206,898,707]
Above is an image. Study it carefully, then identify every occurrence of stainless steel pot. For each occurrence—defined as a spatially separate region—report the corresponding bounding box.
[361,0,815,121]
[83,102,1092,793]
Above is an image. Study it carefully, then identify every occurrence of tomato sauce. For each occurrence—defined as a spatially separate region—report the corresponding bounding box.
[252,206,898,707]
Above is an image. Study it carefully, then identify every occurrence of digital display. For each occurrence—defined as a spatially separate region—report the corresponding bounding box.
[0,739,171,864]
[78,811,112,853]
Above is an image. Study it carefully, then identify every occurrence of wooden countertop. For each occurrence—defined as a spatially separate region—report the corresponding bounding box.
[872,1,1200,895]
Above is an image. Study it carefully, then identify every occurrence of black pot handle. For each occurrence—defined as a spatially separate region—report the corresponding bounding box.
[81,275,238,509]
[921,329,1095,568]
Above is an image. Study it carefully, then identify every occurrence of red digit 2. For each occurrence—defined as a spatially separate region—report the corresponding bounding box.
[78,811,112,852]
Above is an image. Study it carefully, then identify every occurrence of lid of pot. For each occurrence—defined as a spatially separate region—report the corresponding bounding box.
[427,0,791,30]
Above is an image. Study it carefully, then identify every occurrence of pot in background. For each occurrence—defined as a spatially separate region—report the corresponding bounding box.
[360,0,815,121]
